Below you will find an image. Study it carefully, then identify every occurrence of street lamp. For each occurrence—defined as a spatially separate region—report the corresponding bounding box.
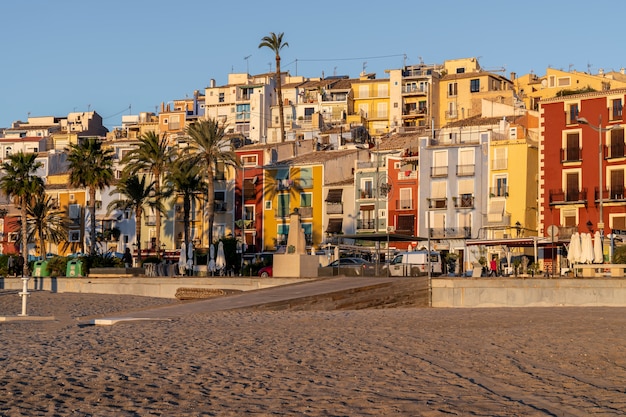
[577,115,620,262]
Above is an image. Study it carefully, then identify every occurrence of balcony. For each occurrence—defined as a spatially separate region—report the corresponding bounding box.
[453,195,474,208]
[430,166,448,178]
[429,227,471,239]
[326,203,343,215]
[597,186,626,202]
[298,206,313,218]
[427,197,447,209]
[456,164,475,176]
[358,189,374,199]
[608,143,625,159]
[357,219,376,230]
[214,201,228,212]
[549,188,588,205]
[561,147,582,163]
[275,208,290,218]
[396,200,413,210]
[489,187,509,198]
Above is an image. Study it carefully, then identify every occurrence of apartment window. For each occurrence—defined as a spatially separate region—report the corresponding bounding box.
[610,169,625,199]
[300,192,312,207]
[236,104,250,120]
[609,128,625,158]
[399,188,412,209]
[612,99,623,120]
[168,115,180,130]
[565,132,581,162]
[565,172,580,201]
[377,102,388,118]
[562,209,577,227]
[470,79,480,93]
[360,179,373,199]
[568,104,579,124]
[277,194,289,217]
[359,85,369,98]
[447,82,458,97]
[219,93,224,103]
[493,176,508,197]
[300,167,312,187]
[241,154,258,166]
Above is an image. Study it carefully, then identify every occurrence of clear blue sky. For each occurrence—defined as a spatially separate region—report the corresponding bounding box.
[1,0,623,130]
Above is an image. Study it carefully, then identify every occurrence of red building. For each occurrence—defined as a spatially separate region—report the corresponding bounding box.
[235,147,265,253]
[540,89,626,250]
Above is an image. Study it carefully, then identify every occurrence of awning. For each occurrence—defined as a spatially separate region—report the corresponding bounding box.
[325,189,343,203]
[340,233,426,242]
[326,218,343,233]
[466,237,556,247]
[360,204,375,211]
[487,200,505,222]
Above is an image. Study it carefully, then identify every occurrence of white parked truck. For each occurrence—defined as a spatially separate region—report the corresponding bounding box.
[386,251,442,277]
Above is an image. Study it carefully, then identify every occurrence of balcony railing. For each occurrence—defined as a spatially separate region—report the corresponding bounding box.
[489,187,509,197]
[608,143,625,159]
[396,200,413,210]
[549,188,588,205]
[357,219,376,230]
[596,186,626,202]
[561,147,582,163]
[326,203,343,215]
[298,206,313,218]
[456,164,475,176]
[214,201,228,212]
[429,227,471,239]
[430,166,448,177]
[453,195,474,208]
[275,208,290,218]
[427,197,447,209]
[358,189,374,199]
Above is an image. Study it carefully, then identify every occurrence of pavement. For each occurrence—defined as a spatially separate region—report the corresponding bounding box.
[87,276,402,326]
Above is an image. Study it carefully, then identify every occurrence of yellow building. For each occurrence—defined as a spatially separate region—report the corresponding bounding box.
[488,111,540,239]
[438,57,515,129]
[513,67,626,111]
[262,149,366,252]
[347,73,391,136]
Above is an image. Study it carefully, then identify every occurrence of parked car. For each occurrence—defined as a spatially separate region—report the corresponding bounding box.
[318,257,377,277]
[258,265,273,278]
[385,251,442,277]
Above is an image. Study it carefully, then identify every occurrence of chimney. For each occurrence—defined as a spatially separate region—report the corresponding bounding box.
[210,79,216,88]
[510,72,516,80]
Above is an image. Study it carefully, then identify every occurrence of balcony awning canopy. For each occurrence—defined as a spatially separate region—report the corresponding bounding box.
[340,233,426,242]
[466,237,558,247]
[325,189,343,203]
[326,218,343,233]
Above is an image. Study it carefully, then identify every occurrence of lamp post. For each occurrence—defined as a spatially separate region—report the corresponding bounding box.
[577,116,620,262]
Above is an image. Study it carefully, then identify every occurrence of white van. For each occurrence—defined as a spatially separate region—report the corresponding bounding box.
[386,251,442,277]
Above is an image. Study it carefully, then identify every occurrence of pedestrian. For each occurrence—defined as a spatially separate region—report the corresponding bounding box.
[489,257,498,277]
[7,255,14,277]
[122,247,133,268]
[15,255,24,277]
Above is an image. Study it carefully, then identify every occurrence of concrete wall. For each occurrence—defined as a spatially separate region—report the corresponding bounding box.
[0,277,314,299]
[432,278,626,307]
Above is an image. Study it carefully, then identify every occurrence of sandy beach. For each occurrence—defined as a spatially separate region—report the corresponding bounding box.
[1,290,626,416]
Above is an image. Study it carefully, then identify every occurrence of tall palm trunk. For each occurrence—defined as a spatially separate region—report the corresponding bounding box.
[20,198,29,275]
[89,187,97,254]
[135,207,143,264]
[206,168,215,245]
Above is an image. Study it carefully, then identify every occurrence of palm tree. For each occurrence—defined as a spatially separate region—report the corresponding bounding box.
[164,158,206,251]
[107,174,160,264]
[259,31,289,143]
[121,131,174,255]
[0,152,44,271]
[66,138,115,255]
[26,193,68,259]
[184,119,239,245]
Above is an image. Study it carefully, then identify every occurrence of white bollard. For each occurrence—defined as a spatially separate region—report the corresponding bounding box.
[18,276,30,316]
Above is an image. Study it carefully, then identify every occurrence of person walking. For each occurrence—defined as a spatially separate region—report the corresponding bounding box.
[15,255,24,277]
[489,257,498,277]
[122,247,133,268]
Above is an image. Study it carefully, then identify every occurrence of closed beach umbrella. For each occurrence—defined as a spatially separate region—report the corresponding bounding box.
[178,242,187,274]
[186,241,194,272]
[208,244,216,274]
[216,241,226,271]
[580,233,594,264]
[593,231,603,264]
[567,232,580,265]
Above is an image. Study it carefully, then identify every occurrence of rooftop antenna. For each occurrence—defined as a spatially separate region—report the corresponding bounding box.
[244,55,251,74]
[362,61,367,74]
[333,66,337,76]
[268,62,272,72]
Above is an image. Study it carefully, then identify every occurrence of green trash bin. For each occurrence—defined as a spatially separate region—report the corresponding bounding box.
[66,259,83,277]
[33,260,51,277]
